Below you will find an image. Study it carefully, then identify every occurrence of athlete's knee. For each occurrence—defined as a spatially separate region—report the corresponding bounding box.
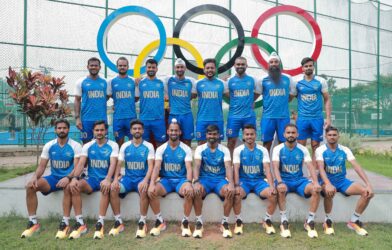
[234,193,242,203]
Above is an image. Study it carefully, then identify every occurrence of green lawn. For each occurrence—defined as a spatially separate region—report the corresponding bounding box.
[0,165,36,182]
[354,154,392,177]
[1,216,391,250]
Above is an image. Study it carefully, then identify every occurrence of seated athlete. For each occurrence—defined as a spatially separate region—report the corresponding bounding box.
[316,126,374,236]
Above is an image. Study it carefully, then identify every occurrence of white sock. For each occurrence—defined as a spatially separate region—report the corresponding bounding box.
[139,215,146,223]
[325,213,332,222]
[62,216,70,226]
[351,212,361,222]
[29,215,38,224]
[98,215,105,225]
[264,212,272,221]
[235,214,242,221]
[182,216,189,222]
[75,215,84,225]
[114,214,123,224]
[221,216,229,224]
[155,213,163,223]
[307,212,316,223]
[196,215,203,224]
[280,211,288,223]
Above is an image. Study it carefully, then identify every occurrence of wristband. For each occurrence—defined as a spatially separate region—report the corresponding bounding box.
[66,176,73,181]
[234,184,240,187]
[277,181,284,185]
[193,179,199,184]
[186,180,192,183]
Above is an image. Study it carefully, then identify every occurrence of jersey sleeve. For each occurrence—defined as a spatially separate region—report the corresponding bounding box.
[342,145,356,161]
[72,141,83,158]
[155,144,165,161]
[117,142,129,161]
[253,77,262,94]
[232,146,242,164]
[300,145,312,162]
[223,79,229,94]
[110,141,119,158]
[183,144,193,162]
[194,145,203,160]
[163,76,170,96]
[289,76,296,95]
[74,78,84,96]
[260,146,271,163]
[134,83,140,98]
[107,78,113,96]
[190,77,197,94]
[145,142,155,160]
[320,77,328,93]
[222,145,231,162]
[271,144,283,162]
[81,141,93,157]
[40,141,52,159]
[315,145,325,161]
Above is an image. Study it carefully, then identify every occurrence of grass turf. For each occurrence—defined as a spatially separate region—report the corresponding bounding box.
[0,165,36,182]
[2,216,392,250]
[355,154,392,178]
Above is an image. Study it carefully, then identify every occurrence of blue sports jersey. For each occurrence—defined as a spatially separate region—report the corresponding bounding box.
[260,74,295,119]
[118,140,155,178]
[196,77,224,121]
[195,143,231,178]
[82,139,119,180]
[316,144,355,183]
[109,76,138,119]
[156,142,192,179]
[75,77,108,121]
[272,143,312,181]
[233,144,270,179]
[294,76,328,119]
[41,138,82,178]
[139,77,165,120]
[226,75,261,119]
[165,76,196,115]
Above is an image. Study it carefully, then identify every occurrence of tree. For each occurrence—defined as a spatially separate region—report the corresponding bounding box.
[6,67,71,164]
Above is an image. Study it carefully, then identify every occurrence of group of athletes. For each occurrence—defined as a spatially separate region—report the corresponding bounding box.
[21,52,374,240]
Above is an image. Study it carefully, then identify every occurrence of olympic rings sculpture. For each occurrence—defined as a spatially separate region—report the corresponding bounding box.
[97,4,322,77]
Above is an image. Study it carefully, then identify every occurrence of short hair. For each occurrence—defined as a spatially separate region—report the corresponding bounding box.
[284,123,298,131]
[301,57,314,66]
[93,120,108,129]
[116,57,129,65]
[55,119,70,129]
[243,124,256,131]
[235,56,247,63]
[145,58,158,66]
[87,57,101,66]
[325,126,339,134]
[203,58,216,67]
[130,119,144,129]
[206,124,219,133]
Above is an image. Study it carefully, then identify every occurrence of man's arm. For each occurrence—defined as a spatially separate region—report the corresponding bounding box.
[27,158,49,189]
[350,159,373,197]
[74,96,82,130]
[322,92,332,128]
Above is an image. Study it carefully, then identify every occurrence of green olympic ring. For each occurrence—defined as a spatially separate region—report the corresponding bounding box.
[215,37,282,109]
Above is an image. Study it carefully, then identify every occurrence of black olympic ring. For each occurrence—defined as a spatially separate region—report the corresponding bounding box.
[173,4,245,75]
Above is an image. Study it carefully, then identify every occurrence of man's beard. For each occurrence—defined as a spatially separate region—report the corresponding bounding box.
[57,132,68,139]
[147,70,156,77]
[268,66,281,83]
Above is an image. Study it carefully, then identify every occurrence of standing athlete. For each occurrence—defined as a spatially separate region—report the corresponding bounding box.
[139,59,167,147]
[109,119,155,238]
[66,120,119,239]
[21,119,82,239]
[164,58,197,147]
[148,120,194,237]
[293,57,331,162]
[232,124,277,235]
[225,57,261,156]
[259,52,296,152]
[316,126,374,236]
[272,124,321,238]
[74,57,110,144]
[195,58,225,144]
[193,125,235,238]
[108,57,139,146]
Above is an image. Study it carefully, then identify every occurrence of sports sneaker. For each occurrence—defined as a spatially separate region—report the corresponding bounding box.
[280,220,291,238]
[21,221,40,238]
[69,222,87,239]
[262,219,276,235]
[220,221,233,238]
[55,221,70,239]
[347,220,368,236]
[181,219,192,237]
[234,219,243,235]
[149,219,167,236]
[108,220,124,236]
[135,221,147,238]
[304,220,318,238]
[192,221,204,238]
[93,222,104,239]
[323,219,335,235]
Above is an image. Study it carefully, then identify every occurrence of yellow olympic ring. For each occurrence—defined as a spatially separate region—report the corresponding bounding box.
[134,37,204,79]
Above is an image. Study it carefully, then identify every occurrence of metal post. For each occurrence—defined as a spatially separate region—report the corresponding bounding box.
[172,0,176,74]
[23,0,28,147]
[376,1,380,137]
[275,0,279,54]
[228,0,232,75]
[104,0,108,78]
[314,0,318,75]
[348,0,352,137]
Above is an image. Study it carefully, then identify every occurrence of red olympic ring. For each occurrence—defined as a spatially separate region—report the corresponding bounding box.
[251,5,322,76]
